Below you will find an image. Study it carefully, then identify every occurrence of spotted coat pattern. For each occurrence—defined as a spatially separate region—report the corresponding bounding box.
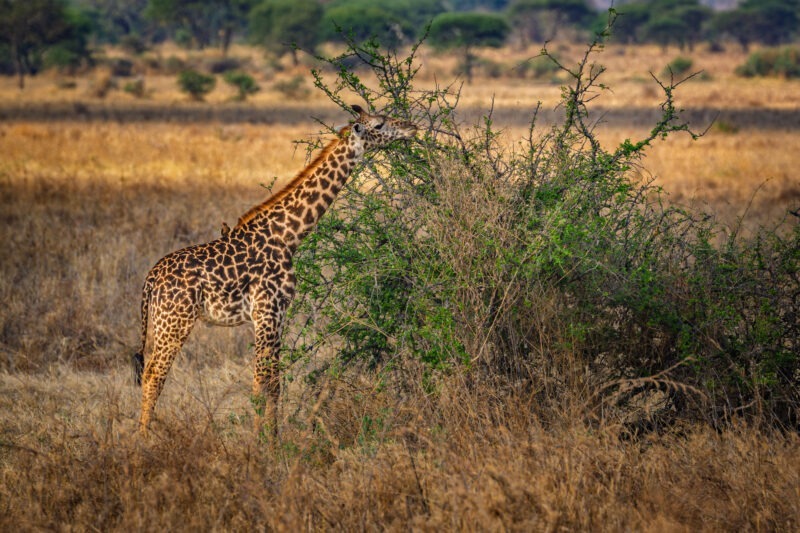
[134,106,417,433]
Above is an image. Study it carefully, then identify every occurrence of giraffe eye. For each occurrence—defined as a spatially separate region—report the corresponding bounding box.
[375,122,384,130]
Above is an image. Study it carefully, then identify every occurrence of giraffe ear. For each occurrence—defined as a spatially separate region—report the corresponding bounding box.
[351,104,366,117]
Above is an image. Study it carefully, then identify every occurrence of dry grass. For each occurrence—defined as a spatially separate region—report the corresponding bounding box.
[1,41,799,530]
[599,127,800,230]
[1,361,799,531]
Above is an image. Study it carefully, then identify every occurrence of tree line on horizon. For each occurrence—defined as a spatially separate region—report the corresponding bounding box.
[1,0,799,88]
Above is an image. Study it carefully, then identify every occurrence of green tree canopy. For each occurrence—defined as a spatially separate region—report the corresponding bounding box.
[642,16,689,51]
[321,0,445,48]
[0,0,92,88]
[604,2,650,43]
[710,9,758,51]
[741,0,800,46]
[428,12,510,82]
[146,0,254,53]
[606,0,710,49]
[73,0,156,44]
[249,0,322,64]
[509,0,595,44]
[710,0,799,50]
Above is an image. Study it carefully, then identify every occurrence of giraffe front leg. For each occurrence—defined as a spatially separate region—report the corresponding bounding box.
[252,339,281,440]
[251,285,293,441]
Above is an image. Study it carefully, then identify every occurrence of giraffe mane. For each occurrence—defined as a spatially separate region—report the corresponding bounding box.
[235,127,350,229]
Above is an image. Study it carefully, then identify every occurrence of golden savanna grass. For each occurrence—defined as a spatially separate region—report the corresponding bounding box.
[1,41,799,530]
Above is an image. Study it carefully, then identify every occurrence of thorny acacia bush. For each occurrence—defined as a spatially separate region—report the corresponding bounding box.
[287,21,799,431]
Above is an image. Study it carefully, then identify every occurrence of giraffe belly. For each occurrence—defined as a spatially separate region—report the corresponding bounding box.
[200,293,252,326]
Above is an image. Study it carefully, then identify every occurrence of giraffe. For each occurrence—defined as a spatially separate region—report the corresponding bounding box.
[133,105,417,434]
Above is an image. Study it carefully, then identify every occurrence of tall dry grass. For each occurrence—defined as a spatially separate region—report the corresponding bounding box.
[1,360,799,531]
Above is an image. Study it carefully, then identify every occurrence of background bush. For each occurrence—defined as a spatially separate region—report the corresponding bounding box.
[664,55,693,76]
[736,46,800,78]
[223,71,259,101]
[177,69,215,100]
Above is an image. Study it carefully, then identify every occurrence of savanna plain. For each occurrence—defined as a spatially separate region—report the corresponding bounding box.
[1,42,799,530]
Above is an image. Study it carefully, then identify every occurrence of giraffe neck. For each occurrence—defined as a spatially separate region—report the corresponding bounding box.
[236,129,361,250]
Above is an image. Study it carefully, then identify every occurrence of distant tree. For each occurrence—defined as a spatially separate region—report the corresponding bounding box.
[709,10,757,51]
[710,0,799,50]
[508,0,594,44]
[248,0,322,65]
[607,0,711,49]
[0,0,92,88]
[673,4,711,51]
[218,0,257,56]
[740,0,800,46]
[321,1,405,48]
[146,0,253,54]
[43,7,95,72]
[74,0,155,45]
[428,12,510,83]
[605,2,650,44]
[390,0,447,31]
[643,16,689,51]
[449,0,511,9]
[321,0,445,48]
[147,0,214,49]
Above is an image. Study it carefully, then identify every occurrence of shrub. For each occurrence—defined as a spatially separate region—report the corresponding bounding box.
[207,57,245,74]
[42,45,84,73]
[292,15,799,430]
[736,47,800,78]
[163,56,187,75]
[123,77,146,98]
[664,56,693,76]
[223,71,259,101]
[87,70,115,98]
[177,69,215,101]
[273,75,310,99]
[108,57,134,77]
[120,34,148,55]
[175,29,192,49]
[514,54,561,79]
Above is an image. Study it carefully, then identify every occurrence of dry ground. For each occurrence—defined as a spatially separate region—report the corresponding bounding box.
[1,41,799,530]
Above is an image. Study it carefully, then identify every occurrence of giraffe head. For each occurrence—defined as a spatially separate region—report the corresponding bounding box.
[346,104,417,156]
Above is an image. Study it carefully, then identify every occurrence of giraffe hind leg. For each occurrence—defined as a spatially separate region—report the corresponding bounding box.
[138,315,195,433]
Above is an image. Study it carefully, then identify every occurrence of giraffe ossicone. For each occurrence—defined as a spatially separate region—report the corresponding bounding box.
[133,105,417,434]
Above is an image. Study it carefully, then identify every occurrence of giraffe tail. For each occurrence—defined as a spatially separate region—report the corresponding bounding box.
[133,276,152,386]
